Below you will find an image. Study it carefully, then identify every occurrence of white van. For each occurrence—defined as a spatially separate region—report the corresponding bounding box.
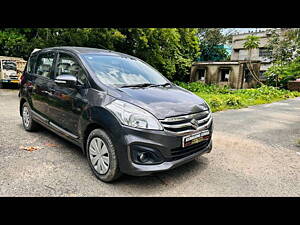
[0,56,27,88]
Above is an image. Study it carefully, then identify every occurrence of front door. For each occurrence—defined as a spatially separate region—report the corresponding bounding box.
[47,52,90,136]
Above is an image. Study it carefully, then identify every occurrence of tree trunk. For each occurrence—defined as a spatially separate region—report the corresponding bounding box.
[246,49,263,85]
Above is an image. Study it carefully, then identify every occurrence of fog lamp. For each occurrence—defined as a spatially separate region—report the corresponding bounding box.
[131,145,164,165]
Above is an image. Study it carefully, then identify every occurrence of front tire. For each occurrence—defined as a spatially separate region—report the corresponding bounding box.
[86,129,121,182]
[22,102,39,131]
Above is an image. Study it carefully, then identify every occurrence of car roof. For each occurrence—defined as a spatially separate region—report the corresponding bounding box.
[39,46,135,58]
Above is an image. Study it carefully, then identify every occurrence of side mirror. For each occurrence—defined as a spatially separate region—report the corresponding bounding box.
[55,74,77,88]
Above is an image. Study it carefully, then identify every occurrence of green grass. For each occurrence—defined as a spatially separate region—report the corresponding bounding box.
[175,82,300,112]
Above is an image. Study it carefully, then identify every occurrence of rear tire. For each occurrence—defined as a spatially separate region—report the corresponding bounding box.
[21,102,39,131]
[86,128,122,182]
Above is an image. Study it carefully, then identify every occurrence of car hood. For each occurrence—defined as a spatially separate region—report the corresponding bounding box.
[107,85,208,119]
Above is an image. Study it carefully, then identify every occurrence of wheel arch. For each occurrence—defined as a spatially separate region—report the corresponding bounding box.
[81,107,125,156]
[19,97,27,117]
[83,123,106,155]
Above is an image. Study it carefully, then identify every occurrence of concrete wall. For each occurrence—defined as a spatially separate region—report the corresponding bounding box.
[191,62,261,89]
[191,64,241,88]
[231,34,269,50]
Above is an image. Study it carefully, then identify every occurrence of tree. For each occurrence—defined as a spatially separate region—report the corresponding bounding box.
[264,57,300,89]
[266,28,300,65]
[264,28,300,88]
[115,28,200,81]
[243,35,263,84]
[0,28,200,81]
[198,28,231,61]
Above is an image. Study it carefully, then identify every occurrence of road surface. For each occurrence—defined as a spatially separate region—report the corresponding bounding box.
[0,88,299,196]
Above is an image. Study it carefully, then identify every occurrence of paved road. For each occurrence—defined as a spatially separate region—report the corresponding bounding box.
[0,88,299,196]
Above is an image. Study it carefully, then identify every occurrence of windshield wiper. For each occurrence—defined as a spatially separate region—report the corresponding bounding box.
[120,82,172,88]
[120,83,154,88]
[151,82,172,87]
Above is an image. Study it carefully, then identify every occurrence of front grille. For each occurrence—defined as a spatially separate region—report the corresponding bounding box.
[160,111,212,135]
[9,75,18,80]
[167,139,210,161]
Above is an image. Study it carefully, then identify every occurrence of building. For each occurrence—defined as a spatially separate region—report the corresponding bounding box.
[230,30,275,74]
[190,60,261,89]
[190,29,286,89]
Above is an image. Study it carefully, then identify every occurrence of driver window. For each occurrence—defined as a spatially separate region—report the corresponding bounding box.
[56,53,89,87]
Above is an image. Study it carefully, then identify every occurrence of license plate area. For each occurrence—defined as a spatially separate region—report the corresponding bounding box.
[182,130,210,148]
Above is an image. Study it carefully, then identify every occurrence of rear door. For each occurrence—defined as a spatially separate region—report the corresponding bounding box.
[47,51,90,136]
[30,51,57,118]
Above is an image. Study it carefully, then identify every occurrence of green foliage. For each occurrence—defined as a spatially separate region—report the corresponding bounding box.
[264,29,300,89]
[266,28,300,63]
[0,28,200,82]
[225,96,243,106]
[176,82,300,112]
[198,28,231,61]
[265,57,300,88]
[174,81,231,93]
[207,96,223,108]
[243,35,260,50]
[116,28,200,81]
[0,30,29,58]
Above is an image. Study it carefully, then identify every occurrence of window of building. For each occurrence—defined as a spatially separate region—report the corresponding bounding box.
[244,69,253,83]
[196,68,206,81]
[219,68,230,82]
[259,48,272,58]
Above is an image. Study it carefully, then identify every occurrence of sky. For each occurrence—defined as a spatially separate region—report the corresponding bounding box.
[222,28,268,35]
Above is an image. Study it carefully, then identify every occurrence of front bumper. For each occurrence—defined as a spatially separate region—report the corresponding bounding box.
[1,79,20,84]
[118,123,213,176]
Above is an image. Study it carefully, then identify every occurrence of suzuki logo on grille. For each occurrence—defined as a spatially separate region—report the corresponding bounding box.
[190,119,199,129]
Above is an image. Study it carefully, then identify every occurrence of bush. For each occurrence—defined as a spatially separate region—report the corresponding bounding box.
[176,82,300,112]
[225,96,243,106]
[207,96,223,109]
[174,81,232,94]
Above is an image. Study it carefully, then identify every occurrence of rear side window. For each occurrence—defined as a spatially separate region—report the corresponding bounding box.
[26,54,38,73]
[35,52,56,78]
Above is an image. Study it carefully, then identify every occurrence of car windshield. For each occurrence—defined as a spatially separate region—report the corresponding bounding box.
[2,60,17,71]
[81,54,169,87]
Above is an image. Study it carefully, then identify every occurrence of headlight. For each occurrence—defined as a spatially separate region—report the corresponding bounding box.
[106,100,163,130]
[204,101,211,112]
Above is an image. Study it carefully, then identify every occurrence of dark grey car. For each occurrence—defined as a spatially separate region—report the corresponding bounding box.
[19,47,213,182]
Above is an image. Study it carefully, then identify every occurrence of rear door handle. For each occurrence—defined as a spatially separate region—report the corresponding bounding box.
[49,88,56,95]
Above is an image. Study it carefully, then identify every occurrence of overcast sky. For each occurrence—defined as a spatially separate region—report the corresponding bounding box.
[222,28,268,34]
